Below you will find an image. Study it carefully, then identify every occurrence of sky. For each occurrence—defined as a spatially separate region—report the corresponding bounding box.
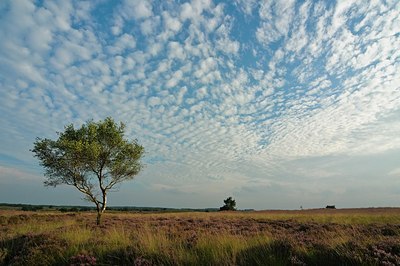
[0,0,399,210]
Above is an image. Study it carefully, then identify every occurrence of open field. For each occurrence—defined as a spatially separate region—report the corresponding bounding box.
[1,208,400,265]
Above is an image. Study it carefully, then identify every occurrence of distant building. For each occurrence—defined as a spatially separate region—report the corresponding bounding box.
[326,205,336,209]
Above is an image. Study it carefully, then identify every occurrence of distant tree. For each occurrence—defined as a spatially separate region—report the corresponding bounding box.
[32,117,144,225]
[220,197,236,211]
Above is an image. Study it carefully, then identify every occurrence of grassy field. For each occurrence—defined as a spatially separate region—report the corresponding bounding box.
[1,208,400,265]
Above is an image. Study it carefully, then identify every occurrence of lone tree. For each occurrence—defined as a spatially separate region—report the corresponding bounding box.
[32,117,144,225]
[220,196,236,211]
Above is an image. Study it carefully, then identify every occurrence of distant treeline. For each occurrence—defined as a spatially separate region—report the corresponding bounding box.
[0,203,220,213]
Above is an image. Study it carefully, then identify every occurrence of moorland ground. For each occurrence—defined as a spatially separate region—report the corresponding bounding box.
[1,208,400,265]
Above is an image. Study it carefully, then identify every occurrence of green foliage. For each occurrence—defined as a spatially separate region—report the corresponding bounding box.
[21,205,43,212]
[220,197,236,211]
[31,117,144,224]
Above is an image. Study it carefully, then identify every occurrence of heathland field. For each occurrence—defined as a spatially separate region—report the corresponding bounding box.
[1,208,400,265]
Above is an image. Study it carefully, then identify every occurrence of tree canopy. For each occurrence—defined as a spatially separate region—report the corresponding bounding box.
[220,197,236,211]
[32,117,144,224]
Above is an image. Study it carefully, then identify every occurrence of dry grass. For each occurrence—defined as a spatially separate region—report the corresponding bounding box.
[1,208,400,265]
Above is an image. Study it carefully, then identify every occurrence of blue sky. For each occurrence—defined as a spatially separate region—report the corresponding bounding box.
[0,0,399,209]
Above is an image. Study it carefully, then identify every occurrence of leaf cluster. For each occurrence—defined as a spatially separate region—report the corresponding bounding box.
[31,117,144,201]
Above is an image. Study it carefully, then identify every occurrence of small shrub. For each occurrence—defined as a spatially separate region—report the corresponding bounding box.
[219,197,236,211]
[4,233,65,265]
[290,255,306,266]
[381,227,398,236]
[0,216,8,225]
[185,232,198,249]
[134,256,153,266]
[7,214,29,224]
[370,240,400,265]
[70,253,97,266]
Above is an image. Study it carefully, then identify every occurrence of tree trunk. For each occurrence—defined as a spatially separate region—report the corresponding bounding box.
[96,192,107,226]
[96,211,102,225]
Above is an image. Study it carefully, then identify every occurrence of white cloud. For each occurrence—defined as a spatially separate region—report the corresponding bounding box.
[180,2,195,22]
[284,1,310,54]
[0,165,41,182]
[165,70,183,88]
[162,11,182,33]
[388,168,400,177]
[256,0,295,46]
[108,33,136,55]
[194,57,217,79]
[168,41,186,60]
[111,0,153,35]
[196,87,208,99]
[180,0,212,22]
[215,23,240,55]
[120,0,153,20]
[234,0,258,15]
[141,16,160,36]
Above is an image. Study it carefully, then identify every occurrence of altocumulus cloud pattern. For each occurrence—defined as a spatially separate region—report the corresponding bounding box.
[0,0,399,209]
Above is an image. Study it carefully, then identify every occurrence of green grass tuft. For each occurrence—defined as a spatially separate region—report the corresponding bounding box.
[1,208,400,265]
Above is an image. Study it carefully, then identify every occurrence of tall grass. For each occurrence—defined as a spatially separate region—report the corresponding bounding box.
[1,209,400,265]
